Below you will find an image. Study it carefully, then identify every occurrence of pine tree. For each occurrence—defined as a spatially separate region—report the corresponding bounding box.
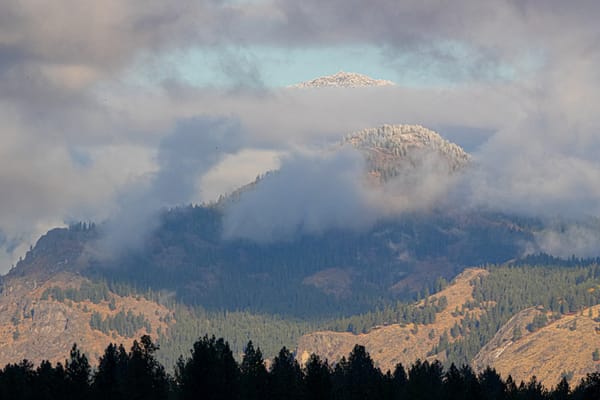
[512,326,522,341]
[0,360,35,400]
[34,360,67,400]
[176,335,240,400]
[443,364,465,400]
[304,354,331,400]
[572,372,600,400]
[124,335,169,400]
[240,341,268,400]
[521,376,547,400]
[478,367,505,400]
[552,376,570,400]
[344,345,383,400]
[391,363,407,399]
[92,343,128,400]
[65,344,91,400]
[269,347,304,400]
[406,360,443,400]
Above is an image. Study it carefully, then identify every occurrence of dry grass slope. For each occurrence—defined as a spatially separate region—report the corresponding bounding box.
[296,268,488,372]
[475,304,600,387]
[0,273,172,366]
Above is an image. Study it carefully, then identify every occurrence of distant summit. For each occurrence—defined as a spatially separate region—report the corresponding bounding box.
[289,71,395,88]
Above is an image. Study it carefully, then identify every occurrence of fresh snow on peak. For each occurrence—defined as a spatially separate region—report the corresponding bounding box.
[344,124,470,180]
[289,71,396,88]
[346,125,469,164]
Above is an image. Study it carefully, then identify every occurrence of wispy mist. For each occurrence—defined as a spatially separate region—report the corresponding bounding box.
[3,0,600,270]
[94,116,245,256]
[533,221,600,259]
[222,136,464,241]
[222,147,374,242]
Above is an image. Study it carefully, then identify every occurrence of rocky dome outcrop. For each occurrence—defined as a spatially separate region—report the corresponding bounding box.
[344,124,470,181]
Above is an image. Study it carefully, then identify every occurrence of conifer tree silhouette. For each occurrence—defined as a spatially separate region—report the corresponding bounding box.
[240,341,268,400]
[303,353,332,400]
[176,335,240,400]
[65,344,90,400]
[269,346,304,400]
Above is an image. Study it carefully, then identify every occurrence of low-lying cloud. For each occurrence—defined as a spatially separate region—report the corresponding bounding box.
[533,221,600,259]
[222,147,373,242]
[94,116,246,256]
[222,139,464,242]
[3,1,600,271]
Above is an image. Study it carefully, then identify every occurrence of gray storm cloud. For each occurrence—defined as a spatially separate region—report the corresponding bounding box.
[3,0,600,270]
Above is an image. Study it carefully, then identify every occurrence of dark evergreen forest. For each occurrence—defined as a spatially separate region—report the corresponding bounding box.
[122,261,600,368]
[18,216,600,368]
[83,205,532,318]
[1,334,599,400]
[11,207,600,385]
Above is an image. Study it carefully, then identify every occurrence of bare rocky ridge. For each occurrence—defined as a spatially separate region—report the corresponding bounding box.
[289,71,395,88]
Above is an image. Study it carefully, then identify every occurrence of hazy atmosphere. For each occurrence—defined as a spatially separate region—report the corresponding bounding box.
[2,0,600,271]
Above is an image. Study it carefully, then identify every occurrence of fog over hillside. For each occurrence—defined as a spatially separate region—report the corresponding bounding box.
[221,124,469,242]
[2,1,600,271]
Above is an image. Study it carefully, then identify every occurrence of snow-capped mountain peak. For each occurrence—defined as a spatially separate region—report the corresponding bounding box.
[289,71,396,88]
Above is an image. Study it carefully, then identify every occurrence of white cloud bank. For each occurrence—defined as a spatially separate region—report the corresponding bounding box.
[2,1,600,271]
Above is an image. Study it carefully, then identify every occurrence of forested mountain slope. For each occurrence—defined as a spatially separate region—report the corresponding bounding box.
[2,125,600,383]
[3,235,600,384]
[5,206,532,319]
[297,263,600,386]
[296,268,487,372]
[3,125,530,319]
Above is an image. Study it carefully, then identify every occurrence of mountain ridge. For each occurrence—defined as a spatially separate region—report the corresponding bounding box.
[2,123,599,385]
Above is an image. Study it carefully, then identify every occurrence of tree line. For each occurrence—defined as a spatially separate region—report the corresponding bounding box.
[1,335,599,400]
